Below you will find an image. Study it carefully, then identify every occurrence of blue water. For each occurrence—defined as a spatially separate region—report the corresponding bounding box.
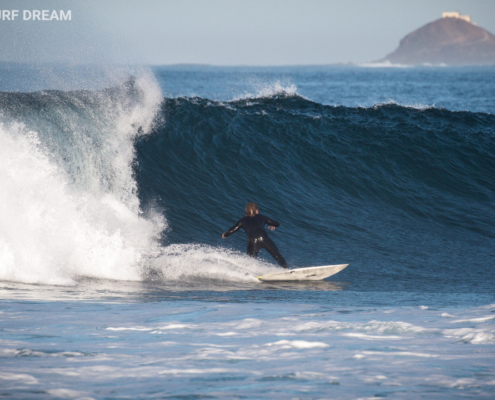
[0,65,494,398]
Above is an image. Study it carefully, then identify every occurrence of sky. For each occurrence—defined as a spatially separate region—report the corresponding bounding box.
[1,0,495,65]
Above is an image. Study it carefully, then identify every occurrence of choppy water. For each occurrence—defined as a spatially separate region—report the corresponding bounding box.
[0,65,494,398]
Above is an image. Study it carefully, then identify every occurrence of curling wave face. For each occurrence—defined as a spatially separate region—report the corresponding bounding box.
[136,93,495,292]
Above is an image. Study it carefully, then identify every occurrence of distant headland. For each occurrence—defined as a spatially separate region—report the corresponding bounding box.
[380,12,495,66]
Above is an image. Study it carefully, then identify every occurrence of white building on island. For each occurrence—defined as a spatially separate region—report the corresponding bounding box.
[442,11,474,24]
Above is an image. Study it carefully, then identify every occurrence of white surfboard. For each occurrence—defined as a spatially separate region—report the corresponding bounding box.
[258,264,349,281]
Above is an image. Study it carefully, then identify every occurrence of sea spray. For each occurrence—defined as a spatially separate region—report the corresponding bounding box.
[0,73,164,285]
[147,244,274,283]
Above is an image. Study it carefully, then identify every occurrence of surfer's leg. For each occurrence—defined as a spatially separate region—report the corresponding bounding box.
[261,235,287,268]
[247,238,260,258]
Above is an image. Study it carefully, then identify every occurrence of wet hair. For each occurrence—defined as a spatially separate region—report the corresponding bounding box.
[245,202,258,217]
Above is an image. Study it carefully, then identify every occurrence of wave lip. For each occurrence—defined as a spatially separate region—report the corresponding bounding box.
[368,100,437,111]
[233,80,299,101]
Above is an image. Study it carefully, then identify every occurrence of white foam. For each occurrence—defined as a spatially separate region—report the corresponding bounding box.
[359,60,411,68]
[2,302,495,397]
[47,389,89,399]
[451,316,495,323]
[421,63,448,67]
[292,371,331,380]
[236,318,264,329]
[265,340,329,349]
[159,368,231,375]
[155,324,191,330]
[234,80,299,101]
[0,349,17,357]
[343,333,405,340]
[355,350,437,358]
[0,372,38,384]
[370,100,436,111]
[443,328,495,344]
[465,332,495,344]
[0,74,164,285]
[292,319,434,336]
[106,327,152,332]
[253,81,297,98]
[12,349,85,358]
[148,244,275,283]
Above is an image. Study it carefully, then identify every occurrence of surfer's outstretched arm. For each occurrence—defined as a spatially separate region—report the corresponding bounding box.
[222,219,243,239]
[265,216,280,231]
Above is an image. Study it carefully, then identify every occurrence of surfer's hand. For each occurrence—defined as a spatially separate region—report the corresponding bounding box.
[268,226,276,231]
[222,233,226,239]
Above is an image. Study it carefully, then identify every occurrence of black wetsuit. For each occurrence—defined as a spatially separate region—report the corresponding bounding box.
[223,214,287,268]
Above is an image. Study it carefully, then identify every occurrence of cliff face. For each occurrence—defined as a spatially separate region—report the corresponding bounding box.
[383,17,495,65]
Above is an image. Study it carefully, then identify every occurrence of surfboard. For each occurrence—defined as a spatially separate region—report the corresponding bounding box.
[257,264,349,281]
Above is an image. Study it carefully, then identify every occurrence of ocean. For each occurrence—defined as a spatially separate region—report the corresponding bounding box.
[0,64,494,399]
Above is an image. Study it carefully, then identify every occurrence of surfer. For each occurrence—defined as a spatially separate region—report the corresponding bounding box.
[222,202,288,268]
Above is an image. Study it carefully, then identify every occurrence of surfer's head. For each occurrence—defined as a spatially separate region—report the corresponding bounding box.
[245,202,258,217]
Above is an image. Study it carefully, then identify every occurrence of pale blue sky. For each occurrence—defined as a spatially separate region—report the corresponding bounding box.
[1,0,495,65]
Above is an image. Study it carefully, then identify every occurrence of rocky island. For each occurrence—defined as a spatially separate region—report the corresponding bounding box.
[381,12,495,65]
